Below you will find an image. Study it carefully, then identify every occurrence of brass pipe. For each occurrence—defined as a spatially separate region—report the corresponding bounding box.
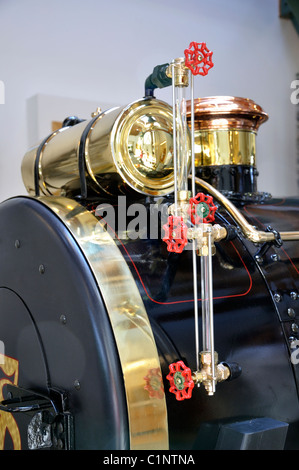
[192,176,299,243]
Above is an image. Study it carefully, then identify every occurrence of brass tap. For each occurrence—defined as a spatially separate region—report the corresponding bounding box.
[192,351,230,395]
[189,223,227,256]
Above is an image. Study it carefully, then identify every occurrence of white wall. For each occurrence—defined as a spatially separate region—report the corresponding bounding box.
[0,0,298,201]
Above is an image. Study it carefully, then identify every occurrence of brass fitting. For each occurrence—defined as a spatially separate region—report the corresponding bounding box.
[177,190,190,202]
[168,192,191,222]
[167,199,227,255]
[91,107,102,117]
[192,351,231,395]
[166,58,189,87]
[189,223,227,256]
[212,224,227,243]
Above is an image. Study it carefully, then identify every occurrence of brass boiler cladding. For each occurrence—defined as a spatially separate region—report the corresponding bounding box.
[21,97,182,199]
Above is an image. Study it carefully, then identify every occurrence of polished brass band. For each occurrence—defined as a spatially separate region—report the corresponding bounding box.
[22,98,180,198]
[195,129,256,167]
[39,196,169,450]
[187,96,268,168]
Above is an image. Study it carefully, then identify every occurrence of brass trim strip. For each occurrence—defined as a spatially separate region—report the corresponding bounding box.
[38,196,169,450]
[193,129,256,167]
[193,176,299,243]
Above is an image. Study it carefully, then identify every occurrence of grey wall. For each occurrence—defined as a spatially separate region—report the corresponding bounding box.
[0,0,298,200]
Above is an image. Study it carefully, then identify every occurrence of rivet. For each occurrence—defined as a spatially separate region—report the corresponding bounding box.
[288,308,296,318]
[60,315,67,325]
[39,264,45,274]
[292,323,299,333]
[271,253,279,262]
[274,293,282,303]
[74,379,81,390]
[290,292,298,300]
[14,240,20,249]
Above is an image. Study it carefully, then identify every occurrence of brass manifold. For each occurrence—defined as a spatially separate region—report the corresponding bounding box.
[189,224,226,256]
[167,189,227,256]
[192,351,230,396]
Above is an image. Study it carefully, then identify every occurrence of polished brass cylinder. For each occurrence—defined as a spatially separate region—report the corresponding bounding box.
[186,96,268,167]
[22,97,187,198]
[196,129,256,167]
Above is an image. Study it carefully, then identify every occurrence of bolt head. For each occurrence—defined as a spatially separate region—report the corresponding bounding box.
[39,264,45,274]
[60,315,67,325]
[74,379,81,390]
[288,308,296,318]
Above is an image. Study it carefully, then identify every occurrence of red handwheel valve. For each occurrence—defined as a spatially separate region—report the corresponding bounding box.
[166,361,194,401]
[188,193,217,225]
[184,41,214,76]
[163,216,188,253]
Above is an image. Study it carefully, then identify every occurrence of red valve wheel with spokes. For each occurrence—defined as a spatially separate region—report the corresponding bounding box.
[188,192,217,225]
[166,360,194,401]
[184,41,214,76]
[163,215,188,253]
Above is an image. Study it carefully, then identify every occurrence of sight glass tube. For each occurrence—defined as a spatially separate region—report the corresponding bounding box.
[201,227,216,393]
[171,58,189,204]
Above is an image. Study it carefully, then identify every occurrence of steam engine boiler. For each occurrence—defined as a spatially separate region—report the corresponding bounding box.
[1,42,299,451]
